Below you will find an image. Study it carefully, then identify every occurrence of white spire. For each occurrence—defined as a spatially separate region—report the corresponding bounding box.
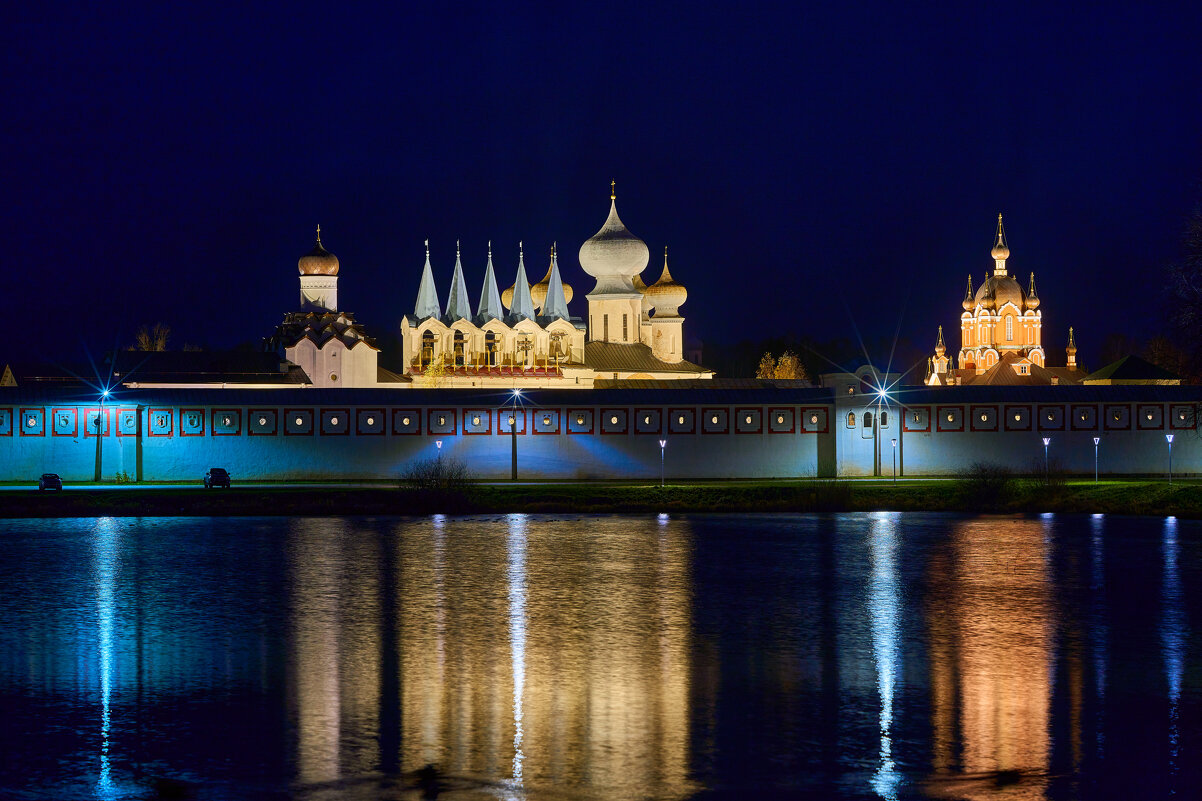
[508,242,535,322]
[477,240,504,321]
[541,242,570,321]
[444,238,471,322]
[414,239,441,320]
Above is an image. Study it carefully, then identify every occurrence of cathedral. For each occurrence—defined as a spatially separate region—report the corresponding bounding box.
[927,215,1083,386]
[396,185,712,387]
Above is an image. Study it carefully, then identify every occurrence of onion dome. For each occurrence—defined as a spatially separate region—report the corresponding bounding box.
[1026,271,1040,310]
[962,274,975,311]
[991,213,1010,262]
[501,241,523,310]
[645,247,687,317]
[530,244,574,311]
[298,225,340,275]
[578,182,649,293]
[974,274,1026,310]
[935,325,946,357]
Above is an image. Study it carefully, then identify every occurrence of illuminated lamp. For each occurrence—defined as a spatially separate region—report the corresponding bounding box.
[946,413,954,422]
[1146,412,1154,420]
[777,415,785,424]
[330,417,339,426]
[576,415,584,425]
[745,415,752,424]
[711,415,718,424]
[1179,411,1187,421]
[472,416,480,425]
[678,415,685,424]
[223,416,232,426]
[980,413,988,422]
[543,415,551,426]
[26,417,35,428]
[402,416,411,426]
[643,415,650,424]
[1014,413,1021,421]
[610,416,618,425]
[294,417,303,426]
[1113,411,1121,421]
[1047,412,1054,421]
[1080,412,1087,421]
[366,417,375,426]
[258,416,267,426]
[812,414,820,424]
[438,416,445,426]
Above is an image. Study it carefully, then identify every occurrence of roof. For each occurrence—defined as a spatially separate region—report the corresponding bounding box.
[1083,354,1180,384]
[111,351,312,385]
[265,310,378,352]
[584,342,712,375]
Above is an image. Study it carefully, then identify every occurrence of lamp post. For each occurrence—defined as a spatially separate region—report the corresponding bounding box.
[1093,437,1100,483]
[659,439,666,487]
[891,438,897,484]
[1042,437,1051,485]
[508,389,522,481]
[435,439,442,462]
[1167,433,1174,485]
[94,388,110,482]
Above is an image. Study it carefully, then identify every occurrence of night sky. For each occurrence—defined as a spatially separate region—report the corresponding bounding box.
[6,3,1201,374]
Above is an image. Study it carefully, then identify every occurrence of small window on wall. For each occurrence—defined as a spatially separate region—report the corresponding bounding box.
[622,314,628,341]
[1006,316,1013,341]
[847,412,856,428]
[863,411,873,428]
[880,411,888,427]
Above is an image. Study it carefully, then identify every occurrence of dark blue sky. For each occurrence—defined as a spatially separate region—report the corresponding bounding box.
[6,3,1201,371]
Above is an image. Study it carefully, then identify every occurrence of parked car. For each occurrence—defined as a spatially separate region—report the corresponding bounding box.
[38,473,63,491]
[204,468,231,489]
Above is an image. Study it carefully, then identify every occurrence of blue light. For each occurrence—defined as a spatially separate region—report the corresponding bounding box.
[869,514,902,800]
[507,514,528,787]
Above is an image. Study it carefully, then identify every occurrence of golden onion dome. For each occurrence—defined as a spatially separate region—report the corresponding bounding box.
[645,249,687,316]
[990,213,1010,261]
[298,225,339,276]
[501,283,514,310]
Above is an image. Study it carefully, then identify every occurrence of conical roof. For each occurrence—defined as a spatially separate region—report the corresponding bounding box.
[413,240,441,320]
[531,244,574,311]
[444,240,471,322]
[507,244,535,322]
[476,241,505,322]
[540,247,570,321]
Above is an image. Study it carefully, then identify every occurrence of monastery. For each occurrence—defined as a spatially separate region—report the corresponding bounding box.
[263,185,712,390]
[927,215,1084,387]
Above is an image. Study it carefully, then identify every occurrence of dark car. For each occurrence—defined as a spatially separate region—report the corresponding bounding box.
[38,473,63,491]
[204,468,231,489]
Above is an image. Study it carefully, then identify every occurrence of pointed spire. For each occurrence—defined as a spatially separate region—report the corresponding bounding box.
[935,325,946,357]
[414,239,442,320]
[991,212,1010,274]
[541,242,570,321]
[476,240,504,321]
[508,242,535,322]
[444,240,471,322]
[1068,326,1076,348]
[316,224,322,245]
[937,325,945,346]
[610,179,616,200]
[1028,271,1038,297]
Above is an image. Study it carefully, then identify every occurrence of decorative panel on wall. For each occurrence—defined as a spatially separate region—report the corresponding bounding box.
[52,408,77,437]
[936,406,963,432]
[247,410,276,436]
[392,409,421,435]
[179,408,205,437]
[285,409,313,436]
[357,409,385,435]
[20,408,44,437]
[498,409,526,434]
[464,409,492,435]
[427,409,457,436]
[803,408,828,434]
[702,408,729,434]
[148,408,173,437]
[1137,405,1163,430]
[668,408,695,434]
[600,408,628,435]
[1070,405,1097,431]
[634,408,662,434]
[1004,405,1031,431]
[735,408,762,434]
[1038,405,1064,431]
[1104,404,1130,431]
[768,408,795,434]
[321,409,349,435]
[533,409,559,435]
[567,409,593,434]
[970,405,998,432]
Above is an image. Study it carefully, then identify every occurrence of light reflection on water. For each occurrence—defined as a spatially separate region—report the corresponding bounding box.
[0,513,1199,800]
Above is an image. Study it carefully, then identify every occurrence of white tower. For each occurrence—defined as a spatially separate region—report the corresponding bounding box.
[578,182,648,344]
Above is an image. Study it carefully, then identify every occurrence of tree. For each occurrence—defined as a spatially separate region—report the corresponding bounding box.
[755,352,776,379]
[773,350,809,381]
[421,352,451,388]
[129,323,170,351]
[1167,206,1202,382]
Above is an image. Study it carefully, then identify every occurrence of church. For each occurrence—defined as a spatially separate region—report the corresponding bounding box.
[395,184,712,387]
[927,215,1084,386]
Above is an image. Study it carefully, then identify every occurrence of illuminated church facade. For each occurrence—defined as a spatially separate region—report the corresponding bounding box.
[397,186,711,387]
[928,215,1083,386]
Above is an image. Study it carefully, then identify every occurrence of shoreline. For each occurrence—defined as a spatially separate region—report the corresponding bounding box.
[0,479,1198,519]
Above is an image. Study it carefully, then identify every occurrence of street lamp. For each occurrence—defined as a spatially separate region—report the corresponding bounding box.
[1042,437,1051,485]
[94,388,110,482]
[1166,433,1174,485]
[508,389,522,480]
[1093,437,1100,483]
[659,439,666,487]
[891,438,897,484]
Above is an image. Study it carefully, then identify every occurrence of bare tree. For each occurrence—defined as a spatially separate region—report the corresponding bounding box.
[129,323,170,351]
[1167,207,1202,382]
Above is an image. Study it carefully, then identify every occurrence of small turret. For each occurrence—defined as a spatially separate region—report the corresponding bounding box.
[476,241,504,322]
[962,273,975,311]
[1026,271,1040,310]
[413,239,441,320]
[935,325,946,357]
[991,213,1010,275]
[444,240,471,322]
[1066,326,1077,370]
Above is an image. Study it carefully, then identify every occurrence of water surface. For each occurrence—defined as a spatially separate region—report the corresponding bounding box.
[0,513,1197,799]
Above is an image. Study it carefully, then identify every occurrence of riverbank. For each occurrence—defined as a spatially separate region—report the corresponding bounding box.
[0,478,1199,518]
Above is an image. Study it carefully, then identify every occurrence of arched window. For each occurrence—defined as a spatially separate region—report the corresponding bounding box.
[453,330,465,366]
[863,411,874,428]
[420,330,435,367]
[485,331,498,366]
[847,412,856,428]
[880,411,888,427]
[1005,316,1013,341]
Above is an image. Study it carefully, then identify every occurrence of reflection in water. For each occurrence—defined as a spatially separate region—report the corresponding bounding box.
[868,513,902,800]
[507,513,528,790]
[1162,516,1186,780]
[1090,514,1107,762]
[926,519,1055,799]
[95,517,117,799]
